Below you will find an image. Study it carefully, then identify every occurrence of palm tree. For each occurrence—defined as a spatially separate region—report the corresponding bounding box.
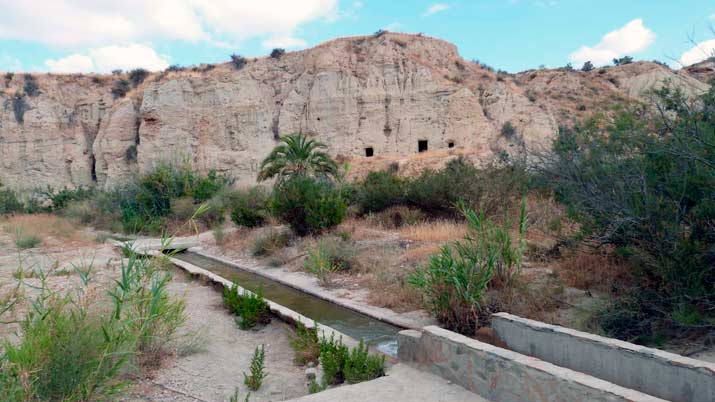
[257,133,338,182]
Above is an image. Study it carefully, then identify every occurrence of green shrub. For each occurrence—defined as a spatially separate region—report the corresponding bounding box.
[230,187,270,227]
[191,170,230,202]
[406,157,527,218]
[23,74,39,97]
[128,68,149,86]
[355,170,404,214]
[111,79,130,98]
[500,121,517,139]
[0,184,23,215]
[270,177,347,236]
[1,248,185,401]
[343,341,386,384]
[408,203,525,334]
[230,54,247,69]
[244,345,267,391]
[289,322,320,365]
[222,285,271,330]
[2,298,130,401]
[44,186,94,212]
[252,230,289,257]
[270,48,285,59]
[538,83,715,343]
[318,335,384,387]
[613,56,633,66]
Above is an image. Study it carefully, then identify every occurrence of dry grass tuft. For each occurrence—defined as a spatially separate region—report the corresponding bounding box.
[2,214,92,247]
[399,220,467,242]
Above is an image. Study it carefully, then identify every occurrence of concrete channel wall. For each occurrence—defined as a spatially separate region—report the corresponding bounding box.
[398,326,666,402]
[166,254,361,349]
[491,313,715,402]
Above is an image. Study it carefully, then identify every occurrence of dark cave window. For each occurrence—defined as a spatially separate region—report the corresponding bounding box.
[448,141,455,148]
[365,147,374,157]
[418,140,428,153]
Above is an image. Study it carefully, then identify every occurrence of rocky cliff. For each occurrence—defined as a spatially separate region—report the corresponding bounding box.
[0,33,710,190]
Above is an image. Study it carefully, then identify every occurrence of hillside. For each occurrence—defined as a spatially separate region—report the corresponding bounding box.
[0,32,710,190]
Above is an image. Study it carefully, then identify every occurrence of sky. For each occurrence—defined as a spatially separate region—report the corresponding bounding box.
[0,0,713,74]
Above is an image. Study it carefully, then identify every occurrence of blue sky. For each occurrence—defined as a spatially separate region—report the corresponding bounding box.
[0,0,713,74]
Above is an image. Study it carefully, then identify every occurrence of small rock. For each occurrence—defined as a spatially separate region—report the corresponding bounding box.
[307,361,316,368]
[305,367,317,380]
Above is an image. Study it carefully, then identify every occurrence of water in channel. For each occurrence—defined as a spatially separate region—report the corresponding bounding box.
[173,252,402,356]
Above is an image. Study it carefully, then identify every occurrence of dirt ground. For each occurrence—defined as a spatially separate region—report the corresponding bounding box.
[0,215,309,402]
[126,272,308,402]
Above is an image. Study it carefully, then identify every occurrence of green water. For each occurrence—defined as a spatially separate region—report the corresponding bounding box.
[174,252,401,355]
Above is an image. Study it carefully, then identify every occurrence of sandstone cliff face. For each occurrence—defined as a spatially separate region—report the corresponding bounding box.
[0,33,711,190]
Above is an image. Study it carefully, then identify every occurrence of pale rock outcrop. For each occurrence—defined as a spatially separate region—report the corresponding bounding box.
[0,33,712,190]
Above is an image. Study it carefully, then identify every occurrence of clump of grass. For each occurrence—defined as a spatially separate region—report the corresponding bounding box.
[244,345,267,391]
[288,322,320,365]
[252,230,289,257]
[304,237,355,285]
[13,230,41,249]
[222,285,271,330]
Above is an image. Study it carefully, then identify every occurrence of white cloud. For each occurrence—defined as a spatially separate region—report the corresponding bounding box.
[569,19,655,66]
[45,44,170,73]
[423,3,449,17]
[262,36,308,49]
[678,39,715,67]
[0,0,338,47]
[45,54,94,73]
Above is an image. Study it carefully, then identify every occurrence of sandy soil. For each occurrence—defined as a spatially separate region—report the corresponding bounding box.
[126,272,308,402]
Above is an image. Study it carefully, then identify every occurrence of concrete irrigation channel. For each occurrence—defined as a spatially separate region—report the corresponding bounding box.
[117,239,715,401]
[173,251,403,355]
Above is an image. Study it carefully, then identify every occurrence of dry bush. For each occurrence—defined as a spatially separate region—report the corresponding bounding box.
[363,206,425,229]
[360,248,421,312]
[336,218,392,241]
[554,248,628,291]
[398,220,467,242]
[1,214,91,246]
[483,273,565,325]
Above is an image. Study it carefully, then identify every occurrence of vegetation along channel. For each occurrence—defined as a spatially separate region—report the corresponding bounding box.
[174,251,403,355]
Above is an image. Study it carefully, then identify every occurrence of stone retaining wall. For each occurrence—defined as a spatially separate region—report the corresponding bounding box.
[491,312,715,402]
[398,326,666,402]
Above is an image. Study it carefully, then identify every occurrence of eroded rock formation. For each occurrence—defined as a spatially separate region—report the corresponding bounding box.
[0,33,710,190]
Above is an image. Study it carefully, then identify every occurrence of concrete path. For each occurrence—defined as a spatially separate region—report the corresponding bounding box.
[285,364,490,402]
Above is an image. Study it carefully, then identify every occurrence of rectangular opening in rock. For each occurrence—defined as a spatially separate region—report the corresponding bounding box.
[448,141,455,148]
[418,140,428,153]
[365,147,374,157]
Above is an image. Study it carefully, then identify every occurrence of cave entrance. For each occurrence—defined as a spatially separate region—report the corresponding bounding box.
[418,140,428,153]
[448,141,455,149]
[365,147,374,157]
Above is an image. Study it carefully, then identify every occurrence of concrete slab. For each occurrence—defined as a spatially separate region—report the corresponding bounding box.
[491,312,715,402]
[285,363,490,402]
